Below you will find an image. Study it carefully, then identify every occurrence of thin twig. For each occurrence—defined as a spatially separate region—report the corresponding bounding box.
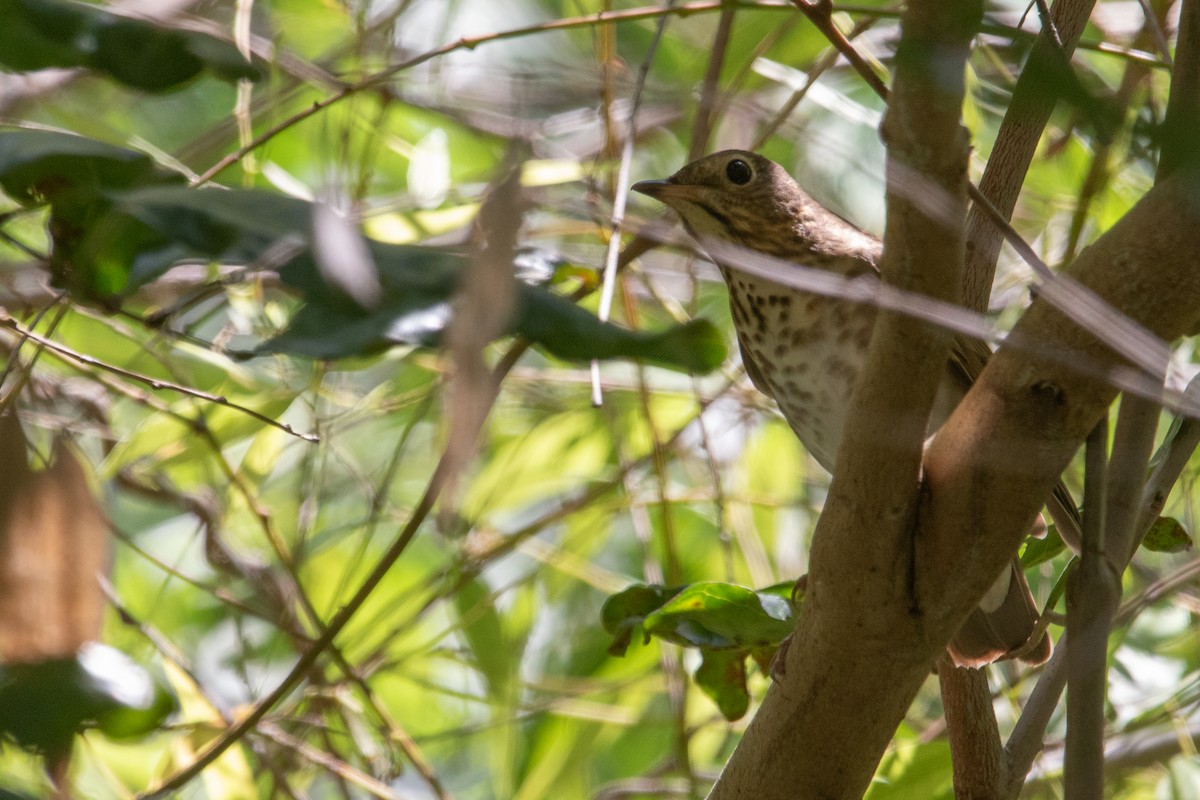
[752,15,878,148]
[0,312,319,443]
[139,327,539,798]
[192,1,759,187]
[790,0,888,97]
[138,450,453,797]
[1035,0,1065,49]
[257,722,406,800]
[689,3,738,159]
[0,294,68,409]
[1135,0,1173,67]
[591,0,678,406]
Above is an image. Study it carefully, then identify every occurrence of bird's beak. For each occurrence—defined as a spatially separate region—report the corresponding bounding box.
[631,179,699,204]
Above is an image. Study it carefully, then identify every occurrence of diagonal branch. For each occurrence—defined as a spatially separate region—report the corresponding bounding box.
[961,0,1098,312]
[921,163,1200,692]
[1158,0,1200,179]
[707,1,984,796]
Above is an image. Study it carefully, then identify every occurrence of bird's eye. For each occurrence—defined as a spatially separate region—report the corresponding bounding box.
[725,158,753,185]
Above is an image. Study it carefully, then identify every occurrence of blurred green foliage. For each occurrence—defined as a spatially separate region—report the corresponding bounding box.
[0,1,1196,799]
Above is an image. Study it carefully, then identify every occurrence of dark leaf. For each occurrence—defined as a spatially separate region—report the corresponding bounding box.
[115,187,726,371]
[695,650,750,721]
[0,643,176,756]
[0,128,182,202]
[513,293,726,372]
[0,131,727,372]
[110,184,311,289]
[0,0,261,92]
[601,584,683,656]
[1142,517,1193,553]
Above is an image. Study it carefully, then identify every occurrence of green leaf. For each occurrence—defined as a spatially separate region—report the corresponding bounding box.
[0,128,182,202]
[0,643,177,756]
[113,186,725,370]
[695,650,750,721]
[866,739,953,800]
[643,582,794,650]
[759,580,799,604]
[1021,525,1067,567]
[513,293,726,372]
[601,584,683,656]
[0,0,261,91]
[0,131,726,372]
[1142,516,1193,553]
[108,184,314,290]
[454,578,516,699]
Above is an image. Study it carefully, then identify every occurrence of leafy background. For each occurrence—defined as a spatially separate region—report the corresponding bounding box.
[0,0,1197,798]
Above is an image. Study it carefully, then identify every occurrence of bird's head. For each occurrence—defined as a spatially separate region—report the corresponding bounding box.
[632,150,808,248]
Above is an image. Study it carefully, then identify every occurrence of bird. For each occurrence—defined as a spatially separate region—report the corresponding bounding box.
[632,149,1054,667]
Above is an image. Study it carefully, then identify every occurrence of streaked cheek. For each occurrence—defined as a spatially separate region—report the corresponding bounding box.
[676,203,729,238]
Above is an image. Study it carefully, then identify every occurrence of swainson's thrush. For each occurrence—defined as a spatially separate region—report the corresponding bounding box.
[633,150,1052,667]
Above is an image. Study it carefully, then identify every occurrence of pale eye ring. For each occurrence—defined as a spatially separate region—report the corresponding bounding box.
[725,158,753,185]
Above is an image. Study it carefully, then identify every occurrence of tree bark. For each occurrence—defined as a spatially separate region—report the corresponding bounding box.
[707,0,982,796]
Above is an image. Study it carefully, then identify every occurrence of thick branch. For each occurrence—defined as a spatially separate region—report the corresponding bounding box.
[708,12,1200,800]
[922,165,1200,655]
[706,1,982,797]
[939,656,1007,798]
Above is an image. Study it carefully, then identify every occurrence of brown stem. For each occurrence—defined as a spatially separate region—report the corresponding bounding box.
[790,0,889,98]
[1063,420,1116,799]
[707,1,984,795]
[961,0,1098,313]
[939,655,1008,799]
[1006,382,1200,795]
[929,168,1200,797]
[1158,0,1200,179]
[689,3,738,159]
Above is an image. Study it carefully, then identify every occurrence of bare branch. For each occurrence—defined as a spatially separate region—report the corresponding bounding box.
[707,2,984,795]
[939,655,1008,799]
[1064,420,1119,798]
[925,165,1200,796]
[962,0,1098,312]
[1158,0,1200,179]
[0,312,320,443]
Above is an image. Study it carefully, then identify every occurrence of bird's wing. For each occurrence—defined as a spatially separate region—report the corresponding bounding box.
[737,334,773,397]
[947,333,993,387]
[948,558,1052,666]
